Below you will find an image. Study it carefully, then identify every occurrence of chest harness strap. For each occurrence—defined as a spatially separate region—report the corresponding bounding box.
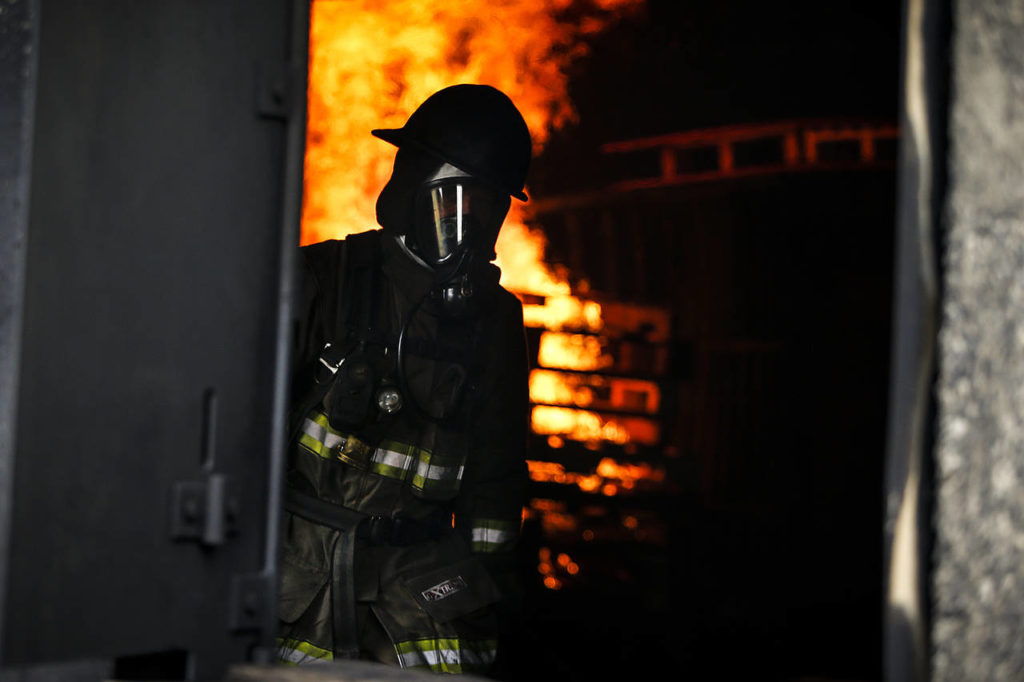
[286,232,381,446]
[285,233,383,660]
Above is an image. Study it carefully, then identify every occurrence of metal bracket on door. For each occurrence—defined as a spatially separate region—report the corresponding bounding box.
[169,473,240,547]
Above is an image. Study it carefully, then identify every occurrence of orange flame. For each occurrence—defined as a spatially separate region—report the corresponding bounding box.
[529,406,660,447]
[527,457,666,495]
[304,0,647,444]
[536,332,612,371]
[529,369,661,413]
[304,0,641,247]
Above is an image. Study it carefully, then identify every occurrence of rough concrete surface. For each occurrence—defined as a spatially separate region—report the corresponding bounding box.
[933,0,1024,680]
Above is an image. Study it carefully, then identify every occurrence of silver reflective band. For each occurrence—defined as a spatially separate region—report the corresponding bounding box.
[398,647,460,668]
[415,457,464,482]
[373,446,414,471]
[472,526,515,546]
[370,444,464,483]
[396,645,496,669]
[279,647,331,665]
[297,410,466,493]
[276,638,333,665]
[302,416,346,451]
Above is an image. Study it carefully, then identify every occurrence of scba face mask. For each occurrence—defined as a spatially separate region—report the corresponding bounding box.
[411,163,507,272]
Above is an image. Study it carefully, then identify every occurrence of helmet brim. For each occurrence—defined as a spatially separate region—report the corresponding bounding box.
[372,127,528,202]
[371,127,404,147]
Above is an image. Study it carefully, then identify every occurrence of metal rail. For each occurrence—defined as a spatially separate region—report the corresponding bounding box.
[530,118,899,214]
[601,118,900,191]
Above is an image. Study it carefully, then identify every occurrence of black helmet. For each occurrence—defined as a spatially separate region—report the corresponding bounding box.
[372,84,532,201]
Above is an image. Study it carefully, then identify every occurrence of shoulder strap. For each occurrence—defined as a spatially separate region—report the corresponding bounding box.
[288,231,383,445]
[334,230,382,346]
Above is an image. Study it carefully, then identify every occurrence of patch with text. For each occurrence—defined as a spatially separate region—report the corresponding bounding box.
[421,575,468,602]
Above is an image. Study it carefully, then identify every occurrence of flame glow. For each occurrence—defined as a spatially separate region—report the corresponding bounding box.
[536,332,612,371]
[532,406,628,445]
[528,457,667,495]
[530,406,660,446]
[304,0,653,449]
[304,0,641,247]
[529,369,661,413]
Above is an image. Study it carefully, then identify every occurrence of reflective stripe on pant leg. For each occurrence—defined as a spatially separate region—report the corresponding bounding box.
[276,637,333,665]
[394,638,498,674]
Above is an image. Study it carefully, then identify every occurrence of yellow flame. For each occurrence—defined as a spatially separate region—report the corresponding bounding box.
[536,332,613,371]
[304,0,641,246]
[494,212,571,297]
[530,406,629,444]
[522,295,604,331]
[527,457,666,495]
[530,369,595,407]
[303,0,662,449]
[529,369,662,413]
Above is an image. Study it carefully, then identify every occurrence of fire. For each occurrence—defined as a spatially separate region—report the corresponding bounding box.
[304,0,641,247]
[523,498,669,545]
[527,457,667,495]
[536,332,612,371]
[529,369,661,413]
[530,406,660,447]
[530,369,596,407]
[531,406,629,445]
[304,0,648,445]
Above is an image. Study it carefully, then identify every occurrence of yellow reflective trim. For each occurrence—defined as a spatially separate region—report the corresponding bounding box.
[471,518,519,553]
[297,411,335,458]
[299,431,327,457]
[296,410,372,465]
[294,412,464,495]
[471,518,520,548]
[276,637,333,665]
[394,637,497,673]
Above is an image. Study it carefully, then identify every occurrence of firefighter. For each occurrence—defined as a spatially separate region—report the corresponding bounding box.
[276,84,531,675]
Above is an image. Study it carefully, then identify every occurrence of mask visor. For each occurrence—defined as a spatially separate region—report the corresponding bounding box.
[414,180,504,264]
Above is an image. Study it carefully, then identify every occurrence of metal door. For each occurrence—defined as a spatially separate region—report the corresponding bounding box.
[0,1,307,677]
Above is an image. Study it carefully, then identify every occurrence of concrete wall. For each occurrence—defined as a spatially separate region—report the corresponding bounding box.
[933,0,1024,679]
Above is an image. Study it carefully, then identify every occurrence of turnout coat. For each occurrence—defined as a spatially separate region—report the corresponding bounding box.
[277,229,529,674]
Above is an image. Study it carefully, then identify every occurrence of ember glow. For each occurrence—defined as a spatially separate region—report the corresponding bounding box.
[527,457,666,495]
[529,369,661,413]
[524,499,670,547]
[536,332,613,371]
[530,406,660,446]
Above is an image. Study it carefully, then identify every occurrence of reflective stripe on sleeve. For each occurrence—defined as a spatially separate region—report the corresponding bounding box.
[470,518,519,553]
[295,410,465,496]
[410,449,464,496]
[298,412,346,457]
[369,442,417,478]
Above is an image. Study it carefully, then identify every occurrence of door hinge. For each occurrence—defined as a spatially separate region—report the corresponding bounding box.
[229,572,273,633]
[169,472,239,547]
